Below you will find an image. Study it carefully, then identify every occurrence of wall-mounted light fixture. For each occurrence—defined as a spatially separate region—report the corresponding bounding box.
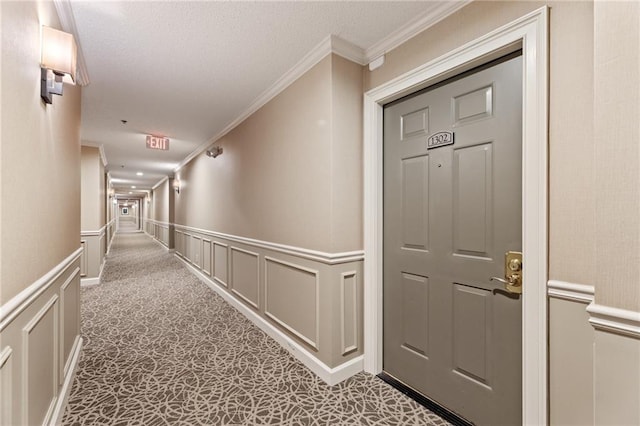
[40,26,77,104]
[206,146,223,158]
[173,179,181,194]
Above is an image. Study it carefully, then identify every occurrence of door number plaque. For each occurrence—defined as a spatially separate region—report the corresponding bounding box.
[427,131,454,149]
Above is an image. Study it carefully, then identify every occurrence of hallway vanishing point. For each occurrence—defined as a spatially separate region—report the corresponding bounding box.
[62,232,450,425]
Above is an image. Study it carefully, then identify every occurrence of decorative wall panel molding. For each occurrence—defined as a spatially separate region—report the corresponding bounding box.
[0,346,13,425]
[202,239,212,276]
[169,224,364,382]
[174,223,363,265]
[264,256,320,350]
[213,242,229,287]
[230,247,260,309]
[22,295,59,425]
[0,250,82,425]
[0,248,82,329]
[341,271,358,355]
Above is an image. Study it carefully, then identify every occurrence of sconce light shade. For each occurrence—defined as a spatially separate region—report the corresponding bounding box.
[40,26,77,104]
[206,146,223,158]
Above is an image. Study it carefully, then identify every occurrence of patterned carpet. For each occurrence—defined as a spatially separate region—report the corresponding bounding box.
[62,233,450,425]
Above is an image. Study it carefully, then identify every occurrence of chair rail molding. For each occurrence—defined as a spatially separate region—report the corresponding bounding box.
[173,223,364,265]
[587,303,640,338]
[0,248,83,329]
[547,280,595,304]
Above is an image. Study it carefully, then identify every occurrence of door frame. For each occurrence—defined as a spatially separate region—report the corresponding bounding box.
[363,7,548,425]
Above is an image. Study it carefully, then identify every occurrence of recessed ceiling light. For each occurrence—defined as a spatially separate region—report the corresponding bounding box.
[136,172,143,176]
[131,186,136,189]
[128,192,133,194]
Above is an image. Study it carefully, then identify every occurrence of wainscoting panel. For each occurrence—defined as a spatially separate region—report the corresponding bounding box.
[0,347,13,425]
[230,247,260,309]
[0,250,82,425]
[202,239,212,276]
[341,271,358,355]
[80,227,106,285]
[60,268,80,380]
[213,242,228,287]
[264,257,319,350]
[548,296,594,426]
[184,233,192,263]
[171,223,364,381]
[22,295,59,425]
[191,235,202,268]
[80,241,87,277]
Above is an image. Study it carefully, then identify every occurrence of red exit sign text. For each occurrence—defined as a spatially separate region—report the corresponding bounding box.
[146,135,170,151]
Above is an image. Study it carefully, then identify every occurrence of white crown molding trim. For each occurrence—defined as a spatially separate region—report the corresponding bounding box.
[48,336,83,426]
[364,0,472,61]
[178,256,363,386]
[98,145,108,168]
[174,35,365,173]
[53,0,90,86]
[152,176,169,190]
[0,247,83,329]
[587,303,640,338]
[331,35,367,65]
[174,223,364,265]
[547,280,595,304]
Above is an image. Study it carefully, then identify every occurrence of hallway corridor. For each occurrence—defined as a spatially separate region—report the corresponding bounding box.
[62,233,449,425]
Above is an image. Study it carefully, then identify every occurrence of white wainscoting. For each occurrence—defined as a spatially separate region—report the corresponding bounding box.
[172,224,364,384]
[0,248,83,425]
[264,256,320,350]
[81,225,107,286]
[340,271,358,356]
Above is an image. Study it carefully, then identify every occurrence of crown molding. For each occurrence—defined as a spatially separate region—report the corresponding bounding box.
[98,145,108,168]
[152,176,169,190]
[331,35,367,65]
[53,0,90,86]
[175,2,471,174]
[364,1,472,61]
[175,34,365,173]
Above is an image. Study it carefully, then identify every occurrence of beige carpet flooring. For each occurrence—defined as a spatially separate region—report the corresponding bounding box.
[62,233,450,425]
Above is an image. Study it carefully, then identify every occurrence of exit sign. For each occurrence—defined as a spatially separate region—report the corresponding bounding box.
[146,135,170,151]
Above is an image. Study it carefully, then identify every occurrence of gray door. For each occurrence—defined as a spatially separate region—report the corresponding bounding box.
[383,54,523,425]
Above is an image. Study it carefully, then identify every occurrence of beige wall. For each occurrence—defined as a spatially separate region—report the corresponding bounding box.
[1,0,82,304]
[175,54,363,253]
[152,179,170,224]
[81,146,105,231]
[594,1,640,311]
[0,2,83,424]
[175,55,334,251]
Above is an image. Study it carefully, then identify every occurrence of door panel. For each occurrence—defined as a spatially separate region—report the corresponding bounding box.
[383,54,523,425]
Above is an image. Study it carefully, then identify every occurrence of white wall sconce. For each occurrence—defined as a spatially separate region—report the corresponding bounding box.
[173,179,181,194]
[40,26,77,104]
[206,146,223,158]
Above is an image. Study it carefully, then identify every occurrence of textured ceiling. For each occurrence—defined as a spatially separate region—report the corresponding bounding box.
[72,1,454,194]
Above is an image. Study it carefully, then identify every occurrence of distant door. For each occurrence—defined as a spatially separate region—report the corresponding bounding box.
[383,54,523,425]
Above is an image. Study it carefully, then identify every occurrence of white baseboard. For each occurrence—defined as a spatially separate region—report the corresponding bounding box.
[80,277,99,287]
[176,255,363,386]
[49,336,83,426]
